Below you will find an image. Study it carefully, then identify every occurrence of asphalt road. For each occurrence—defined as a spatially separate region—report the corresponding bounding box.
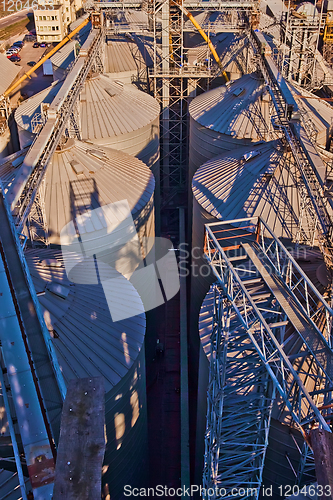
[0,9,31,29]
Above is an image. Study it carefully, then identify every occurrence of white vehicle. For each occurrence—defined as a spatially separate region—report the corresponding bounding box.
[6,48,19,55]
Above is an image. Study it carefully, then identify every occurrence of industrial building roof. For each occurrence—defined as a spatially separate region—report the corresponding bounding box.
[112,9,150,31]
[189,73,268,141]
[69,13,90,32]
[51,22,91,70]
[50,40,76,70]
[26,248,146,394]
[0,147,30,194]
[192,140,301,239]
[14,81,63,132]
[80,75,160,141]
[0,53,21,95]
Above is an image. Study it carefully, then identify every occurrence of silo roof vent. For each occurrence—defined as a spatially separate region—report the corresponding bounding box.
[233,87,244,97]
[243,150,260,162]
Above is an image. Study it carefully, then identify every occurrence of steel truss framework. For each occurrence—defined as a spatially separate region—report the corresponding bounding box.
[0,348,29,499]
[280,10,324,89]
[203,286,274,499]
[203,217,333,497]
[148,0,257,238]
[13,27,105,232]
[249,30,333,269]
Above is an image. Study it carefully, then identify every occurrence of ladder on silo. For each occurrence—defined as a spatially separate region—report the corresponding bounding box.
[203,217,333,498]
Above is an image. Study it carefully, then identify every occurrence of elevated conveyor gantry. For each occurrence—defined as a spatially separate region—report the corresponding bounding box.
[249,30,333,269]
[5,24,105,231]
[0,20,105,499]
[203,217,333,499]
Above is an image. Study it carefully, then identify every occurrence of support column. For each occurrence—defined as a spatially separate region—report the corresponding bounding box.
[311,429,333,500]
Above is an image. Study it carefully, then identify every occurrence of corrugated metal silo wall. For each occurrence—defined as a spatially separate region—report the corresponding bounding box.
[190,196,217,485]
[90,116,160,180]
[0,131,11,158]
[102,346,148,499]
[188,117,253,181]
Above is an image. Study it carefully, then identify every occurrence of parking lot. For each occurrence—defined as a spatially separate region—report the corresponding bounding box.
[3,39,54,104]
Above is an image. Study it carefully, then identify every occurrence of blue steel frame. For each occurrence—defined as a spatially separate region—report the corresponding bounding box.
[203,216,333,498]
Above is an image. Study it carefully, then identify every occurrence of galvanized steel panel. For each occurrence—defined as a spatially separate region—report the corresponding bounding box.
[26,249,146,393]
[42,139,155,245]
[0,54,20,95]
[192,140,301,239]
[80,75,160,140]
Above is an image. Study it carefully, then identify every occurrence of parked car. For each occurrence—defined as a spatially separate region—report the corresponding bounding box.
[27,61,36,67]
[24,34,35,42]
[13,41,24,48]
[9,54,21,62]
[33,42,40,48]
[7,47,19,55]
[9,46,20,53]
[29,30,36,36]
[7,50,19,58]
[40,42,46,47]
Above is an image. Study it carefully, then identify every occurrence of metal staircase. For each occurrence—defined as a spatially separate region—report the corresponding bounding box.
[203,217,333,498]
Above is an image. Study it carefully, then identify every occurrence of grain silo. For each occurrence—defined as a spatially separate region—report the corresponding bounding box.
[79,75,160,178]
[39,139,155,275]
[189,139,304,485]
[104,34,153,85]
[188,72,272,179]
[190,139,300,339]
[188,72,333,179]
[26,248,148,499]
[14,81,63,149]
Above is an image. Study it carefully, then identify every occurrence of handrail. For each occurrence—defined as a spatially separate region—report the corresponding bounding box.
[205,222,331,432]
[206,216,333,323]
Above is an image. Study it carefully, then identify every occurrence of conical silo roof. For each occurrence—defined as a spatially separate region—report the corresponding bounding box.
[192,140,301,239]
[42,139,155,244]
[26,247,149,498]
[80,75,160,143]
[189,73,269,141]
[26,248,146,393]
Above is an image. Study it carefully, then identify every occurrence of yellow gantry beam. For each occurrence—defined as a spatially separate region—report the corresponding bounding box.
[4,17,90,98]
[172,1,229,82]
